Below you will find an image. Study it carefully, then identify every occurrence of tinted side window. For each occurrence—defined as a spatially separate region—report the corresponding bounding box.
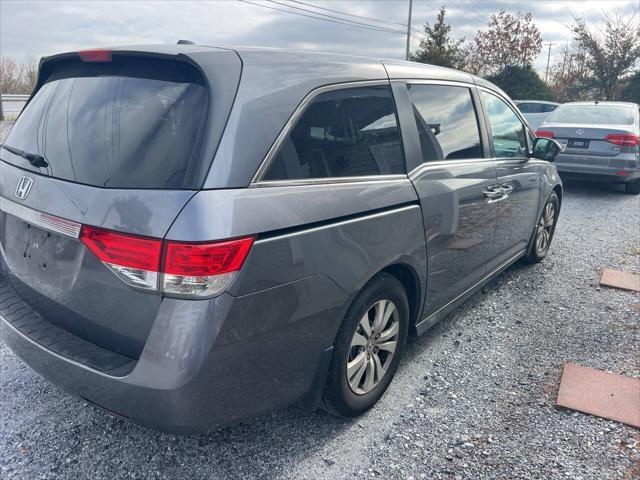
[262,85,404,181]
[541,103,558,113]
[481,92,527,158]
[407,84,482,162]
[517,103,538,113]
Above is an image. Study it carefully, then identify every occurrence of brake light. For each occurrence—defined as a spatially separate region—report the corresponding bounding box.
[80,226,162,271]
[535,130,555,139]
[78,49,112,62]
[162,238,254,297]
[604,133,639,147]
[80,225,254,297]
[164,238,254,276]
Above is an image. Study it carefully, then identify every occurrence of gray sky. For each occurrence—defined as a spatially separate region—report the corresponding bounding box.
[1,0,637,73]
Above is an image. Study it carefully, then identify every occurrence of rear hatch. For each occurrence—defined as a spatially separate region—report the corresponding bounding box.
[0,49,240,359]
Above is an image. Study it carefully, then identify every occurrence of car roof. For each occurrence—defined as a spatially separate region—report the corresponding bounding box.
[558,101,638,108]
[44,43,496,90]
[514,100,560,105]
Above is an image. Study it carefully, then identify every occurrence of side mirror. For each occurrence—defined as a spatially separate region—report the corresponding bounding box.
[531,137,563,162]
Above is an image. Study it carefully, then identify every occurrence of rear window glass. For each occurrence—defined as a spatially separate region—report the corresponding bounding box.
[518,102,557,113]
[408,84,482,162]
[547,105,634,125]
[262,85,405,181]
[1,57,208,189]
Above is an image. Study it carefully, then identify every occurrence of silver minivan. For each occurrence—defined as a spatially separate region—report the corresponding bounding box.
[0,45,563,433]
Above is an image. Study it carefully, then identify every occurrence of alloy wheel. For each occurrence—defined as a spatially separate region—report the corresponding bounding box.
[535,201,555,256]
[346,299,400,395]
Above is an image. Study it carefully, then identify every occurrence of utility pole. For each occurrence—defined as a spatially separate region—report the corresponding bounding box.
[405,0,413,61]
[544,42,555,83]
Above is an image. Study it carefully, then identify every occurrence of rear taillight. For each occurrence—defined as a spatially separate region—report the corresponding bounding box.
[535,130,555,139]
[80,225,254,298]
[78,49,113,62]
[162,238,254,297]
[604,133,639,147]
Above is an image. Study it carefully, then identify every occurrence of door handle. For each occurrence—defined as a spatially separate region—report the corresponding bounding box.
[483,187,503,199]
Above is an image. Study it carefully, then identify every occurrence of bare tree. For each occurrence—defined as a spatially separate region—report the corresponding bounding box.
[571,11,640,100]
[470,10,543,75]
[22,57,39,94]
[1,57,24,94]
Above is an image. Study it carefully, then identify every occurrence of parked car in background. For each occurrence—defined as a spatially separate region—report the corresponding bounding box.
[515,100,560,130]
[536,101,640,194]
[1,45,563,433]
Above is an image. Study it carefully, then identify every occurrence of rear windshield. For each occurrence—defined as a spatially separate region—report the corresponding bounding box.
[547,105,634,125]
[1,56,208,189]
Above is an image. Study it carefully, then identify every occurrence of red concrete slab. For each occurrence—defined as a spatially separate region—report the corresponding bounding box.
[600,268,640,292]
[556,363,640,428]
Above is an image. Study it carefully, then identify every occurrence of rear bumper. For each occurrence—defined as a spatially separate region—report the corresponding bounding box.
[555,152,639,183]
[1,272,346,434]
[556,170,639,183]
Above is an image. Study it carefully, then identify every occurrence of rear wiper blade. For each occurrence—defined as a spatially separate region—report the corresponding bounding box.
[1,144,49,168]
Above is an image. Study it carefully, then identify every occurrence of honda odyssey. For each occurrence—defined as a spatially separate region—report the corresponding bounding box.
[0,45,563,433]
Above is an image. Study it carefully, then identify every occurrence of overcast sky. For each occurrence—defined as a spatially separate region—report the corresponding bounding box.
[1,0,637,73]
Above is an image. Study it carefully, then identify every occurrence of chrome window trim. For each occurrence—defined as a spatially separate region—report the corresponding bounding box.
[408,157,494,178]
[255,204,420,244]
[0,196,81,239]
[251,79,395,185]
[403,78,476,89]
[250,174,408,188]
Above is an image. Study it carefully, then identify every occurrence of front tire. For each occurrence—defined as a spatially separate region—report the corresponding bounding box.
[524,192,559,264]
[625,180,640,195]
[321,273,409,417]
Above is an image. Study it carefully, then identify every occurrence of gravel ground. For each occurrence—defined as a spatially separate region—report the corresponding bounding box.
[1,119,639,479]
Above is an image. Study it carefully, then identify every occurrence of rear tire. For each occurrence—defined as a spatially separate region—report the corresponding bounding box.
[524,192,559,264]
[321,273,409,417]
[625,180,640,195]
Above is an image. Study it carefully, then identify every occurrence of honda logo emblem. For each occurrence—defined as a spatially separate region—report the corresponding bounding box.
[15,176,33,200]
[576,129,584,136]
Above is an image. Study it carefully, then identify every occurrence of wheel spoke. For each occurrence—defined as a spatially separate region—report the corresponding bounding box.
[372,352,385,381]
[371,300,387,334]
[377,321,399,343]
[377,340,397,354]
[359,313,372,338]
[362,356,376,391]
[347,351,367,378]
[351,331,368,347]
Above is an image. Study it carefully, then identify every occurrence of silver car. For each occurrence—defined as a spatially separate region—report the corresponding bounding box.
[536,101,640,194]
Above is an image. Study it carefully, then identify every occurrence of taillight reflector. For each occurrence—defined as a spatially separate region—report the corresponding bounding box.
[535,130,555,139]
[164,237,255,276]
[78,49,112,62]
[605,133,639,147]
[80,225,162,271]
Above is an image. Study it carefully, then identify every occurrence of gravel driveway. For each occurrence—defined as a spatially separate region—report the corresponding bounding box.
[1,120,639,479]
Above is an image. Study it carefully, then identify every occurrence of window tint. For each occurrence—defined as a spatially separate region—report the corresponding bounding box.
[407,84,482,162]
[481,92,528,158]
[2,57,208,189]
[262,85,404,181]
[540,103,558,113]
[517,102,538,113]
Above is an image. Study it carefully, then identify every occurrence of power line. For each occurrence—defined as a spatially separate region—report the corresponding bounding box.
[238,0,413,36]
[287,0,408,28]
